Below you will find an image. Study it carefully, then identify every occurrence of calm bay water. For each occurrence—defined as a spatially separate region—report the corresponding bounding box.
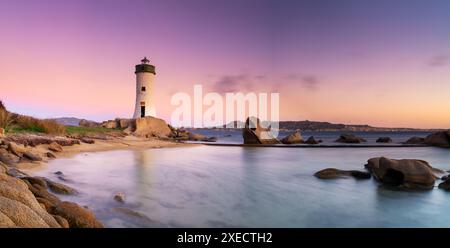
[25,131,450,227]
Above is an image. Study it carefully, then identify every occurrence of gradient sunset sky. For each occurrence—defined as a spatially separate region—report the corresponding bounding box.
[1,0,450,128]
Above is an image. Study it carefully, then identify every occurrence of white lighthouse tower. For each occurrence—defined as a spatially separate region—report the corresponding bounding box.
[133,57,156,118]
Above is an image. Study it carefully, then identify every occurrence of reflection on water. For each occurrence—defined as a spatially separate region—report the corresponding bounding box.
[27,145,450,227]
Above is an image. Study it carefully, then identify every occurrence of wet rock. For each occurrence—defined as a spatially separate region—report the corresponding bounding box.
[281,131,303,144]
[376,137,392,143]
[304,136,321,145]
[365,157,443,189]
[242,117,280,144]
[48,142,63,152]
[51,201,103,228]
[201,136,218,142]
[54,171,64,176]
[26,183,61,207]
[22,177,47,188]
[113,192,125,203]
[6,167,29,178]
[314,168,371,179]
[405,136,425,144]
[23,152,42,162]
[438,179,450,190]
[46,179,78,195]
[335,134,367,143]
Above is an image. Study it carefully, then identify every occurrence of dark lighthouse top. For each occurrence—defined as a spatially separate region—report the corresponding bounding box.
[135,57,156,74]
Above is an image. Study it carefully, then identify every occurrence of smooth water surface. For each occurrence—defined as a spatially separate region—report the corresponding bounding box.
[26,143,450,228]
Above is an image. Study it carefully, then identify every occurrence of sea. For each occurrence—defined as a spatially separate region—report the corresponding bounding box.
[24,130,450,227]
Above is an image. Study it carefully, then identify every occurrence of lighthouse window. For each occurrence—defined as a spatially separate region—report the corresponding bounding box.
[141,86,146,92]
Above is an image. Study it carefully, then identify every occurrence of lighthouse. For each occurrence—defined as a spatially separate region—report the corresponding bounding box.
[133,57,156,118]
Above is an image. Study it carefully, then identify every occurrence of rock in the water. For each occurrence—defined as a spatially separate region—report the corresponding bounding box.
[335,134,367,143]
[242,117,280,144]
[133,117,172,138]
[201,136,218,142]
[54,171,64,176]
[114,192,125,203]
[405,136,425,144]
[45,179,78,195]
[22,177,48,188]
[376,137,392,143]
[365,157,443,189]
[304,136,321,145]
[314,168,371,179]
[48,142,63,152]
[438,179,450,190]
[23,152,42,161]
[281,131,303,144]
[51,201,103,228]
[79,119,100,128]
[424,131,450,147]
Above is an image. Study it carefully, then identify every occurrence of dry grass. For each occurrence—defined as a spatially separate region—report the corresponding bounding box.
[0,100,65,135]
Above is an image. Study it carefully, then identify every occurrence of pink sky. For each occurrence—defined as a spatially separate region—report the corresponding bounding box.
[1,0,450,129]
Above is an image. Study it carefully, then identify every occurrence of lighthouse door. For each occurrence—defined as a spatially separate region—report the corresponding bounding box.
[140,106,145,117]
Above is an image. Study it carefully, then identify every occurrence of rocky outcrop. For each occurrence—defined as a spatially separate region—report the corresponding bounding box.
[79,119,100,128]
[101,120,118,129]
[133,117,172,138]
[404,136,425,144]
[304,136,322,145]
[242,117,280,145]
[365,157,443,189]
[281,131,302,144]
[424,131,450,147]
[0,172,61,228]
[117,119,132,129]
[376,137,392,143]
[50,201,104,228]
[335,134,366,143]
[314,168,371,179]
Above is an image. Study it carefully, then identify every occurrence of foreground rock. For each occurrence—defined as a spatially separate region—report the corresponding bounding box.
[51,201,103,228]
[5,134,80,147]
[281,131,303,144]
[314,168,371,179]
[405,136,425,144]
[424,130,450,147]
[335,134,366,143]
[133,117,172,138]
[242,117,280,144]
[376,137,392,143]
[365,157,443,189]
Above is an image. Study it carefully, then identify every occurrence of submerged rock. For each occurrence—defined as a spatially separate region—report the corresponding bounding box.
[376,137,392,143]
[281,131,303,144]
[365,157,443,189]
[114,192,125,203]
[335,134,367,143]
[314,168,371,179]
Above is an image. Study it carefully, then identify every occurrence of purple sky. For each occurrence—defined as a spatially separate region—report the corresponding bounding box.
[1,0,450,128]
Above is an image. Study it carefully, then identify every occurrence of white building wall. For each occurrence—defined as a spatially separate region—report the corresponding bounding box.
[133,72,156,118]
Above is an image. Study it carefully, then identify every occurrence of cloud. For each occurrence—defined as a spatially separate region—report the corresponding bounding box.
[284,74,321,91]
[428,55,449,67]
[212,74,255,92]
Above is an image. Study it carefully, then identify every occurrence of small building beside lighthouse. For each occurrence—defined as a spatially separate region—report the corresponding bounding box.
[133,57,156,118]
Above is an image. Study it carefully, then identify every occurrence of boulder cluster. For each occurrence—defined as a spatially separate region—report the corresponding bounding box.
[315,156,450,191]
